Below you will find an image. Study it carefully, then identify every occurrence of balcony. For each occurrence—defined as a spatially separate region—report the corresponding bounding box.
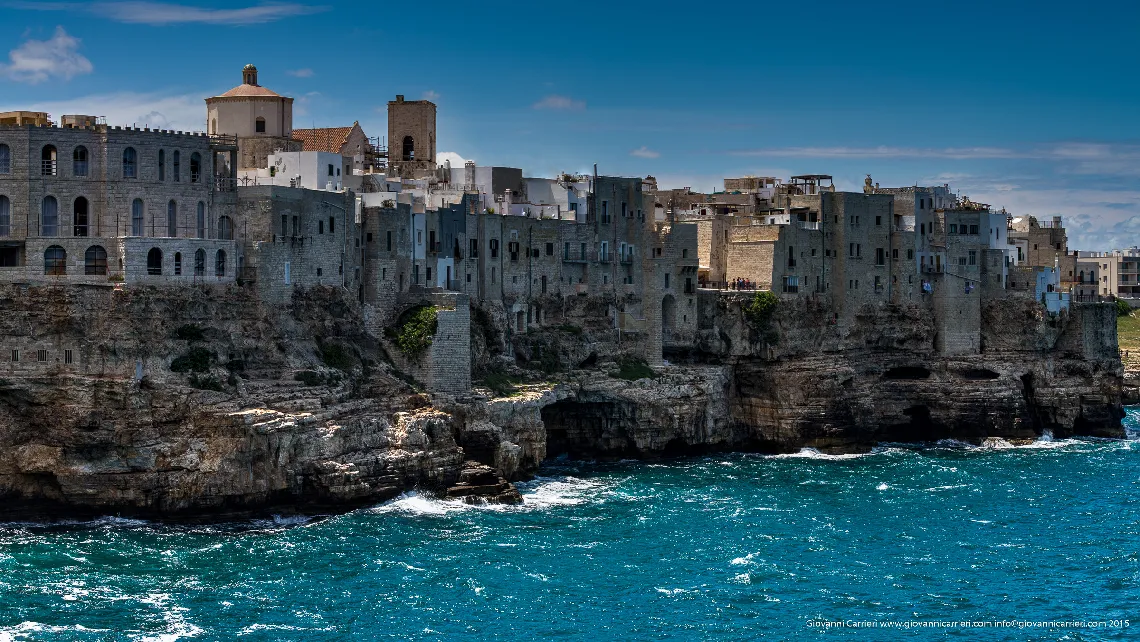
[574,283,589,295]
[798,221,821,231]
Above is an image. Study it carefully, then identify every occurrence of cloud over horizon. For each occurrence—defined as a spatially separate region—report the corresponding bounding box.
[6,1,327,26]
[533,94,585,111]
[0,26,93,84]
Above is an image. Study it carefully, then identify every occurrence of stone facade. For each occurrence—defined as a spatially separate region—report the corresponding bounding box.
[387,96,436,178]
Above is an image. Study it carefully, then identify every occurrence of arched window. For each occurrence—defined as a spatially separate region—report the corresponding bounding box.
[196,202,205,238]
[194,248,206,277]
[44,245,66,275]
[0,195,9,237]
[73,197,89,237]
[41,196,59,236]
[190,152,201,183]
[215,249,226,277]
[131,198,144,236]
[255,117,266,133]
[72,146,88,177]
[147,247,162,275]
[123,147,137,178]
[402,136,414,161]
[167,200,177,237]
[158,149,165,181]
[41,145,57,176]
[217,215,233,240]
[0,144,9,174]
[84,245,107,275]
[173,151,180,182]
[174,252,182,275]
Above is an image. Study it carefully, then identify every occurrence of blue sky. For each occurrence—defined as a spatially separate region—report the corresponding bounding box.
[1,0,1138,249]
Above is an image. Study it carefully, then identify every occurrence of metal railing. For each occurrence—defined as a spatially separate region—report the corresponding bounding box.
[41,160,57,176]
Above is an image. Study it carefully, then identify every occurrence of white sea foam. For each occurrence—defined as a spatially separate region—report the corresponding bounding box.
[0,623,109,640]
[875,483,890,491]
[768,448,876,460]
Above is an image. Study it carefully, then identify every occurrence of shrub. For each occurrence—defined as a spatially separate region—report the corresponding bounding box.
[557,323,584,336]
[743,291,778,327]
[171,347,213,373]
[1116,299,1132,317]
[480,371,519,397]
[613,357,656,381]
[189,373,223,391]
[294,370,324,386]
[174,324,206,342]
[392,306,438,361]
[319,342,354,371]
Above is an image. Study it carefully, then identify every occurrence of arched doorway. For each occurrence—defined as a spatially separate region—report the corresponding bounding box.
[402,136,414,161]
[147,248,163,275]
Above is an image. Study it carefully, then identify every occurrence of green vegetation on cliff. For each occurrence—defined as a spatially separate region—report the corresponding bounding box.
[390,306,438,362]
[743,291,780,344]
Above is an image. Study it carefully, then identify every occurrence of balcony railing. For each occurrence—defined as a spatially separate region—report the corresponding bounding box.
[41,160,57,176]
[798,221,821,231]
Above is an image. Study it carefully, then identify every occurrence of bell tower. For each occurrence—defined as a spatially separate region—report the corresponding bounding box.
[242,64,258,86]
[387,94,436,178]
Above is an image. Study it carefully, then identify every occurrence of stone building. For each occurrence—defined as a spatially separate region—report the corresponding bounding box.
[206,65,300,170]
[0,116,239,285]
[387,95,436,178]
[291,122,371,173]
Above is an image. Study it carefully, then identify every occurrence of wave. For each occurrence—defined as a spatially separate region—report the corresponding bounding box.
[368,475,615,517]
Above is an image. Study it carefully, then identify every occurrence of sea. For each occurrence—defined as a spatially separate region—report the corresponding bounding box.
[2,411,1139,641]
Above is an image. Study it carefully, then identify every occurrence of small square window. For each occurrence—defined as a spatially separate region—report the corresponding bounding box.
[37,349,47,362]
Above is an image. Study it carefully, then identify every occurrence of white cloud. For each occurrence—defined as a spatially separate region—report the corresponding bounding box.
[7,1,327,25]
[286,68,314,78]
[422,90,439,101]
[630,146,659,159]
[0,90,205,131]
[533,94,585,111]
[0,26,93,84]
[437,151,470,169]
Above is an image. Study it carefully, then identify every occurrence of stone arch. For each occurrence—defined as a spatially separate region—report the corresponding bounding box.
[147,247,163,275]
[122,147,137,178]
[131,198,144,236]
[41,145,57,176]
[44,245,66,275]
[194,248,206,276]
[41,196,59,236]
[215,249,226,277]
[402,135,414,161]
[84,245,107,275]
[217,215,233,240]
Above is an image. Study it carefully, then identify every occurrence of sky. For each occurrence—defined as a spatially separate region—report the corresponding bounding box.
[1,0,1138,250]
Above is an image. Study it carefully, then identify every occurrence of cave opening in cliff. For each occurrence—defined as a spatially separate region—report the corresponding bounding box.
[961,368,1000,380]
[541,400,635,461]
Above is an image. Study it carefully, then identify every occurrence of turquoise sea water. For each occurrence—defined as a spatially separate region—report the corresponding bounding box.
[2,414,1139,641]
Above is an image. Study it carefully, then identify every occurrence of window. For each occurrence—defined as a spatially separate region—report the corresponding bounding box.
[65,350,73,365]
[131,199,144,236]
[194,248,206,276]
[968,250,977,266]
[427,267,432,282]
[876,248,885,266]
[581,242,587,259]
[10,349,17,362]
[788,246,796,268]
[908,249,914,260]
[960,225,968,236]
[0,195,9,236]
[44,245,66,275]
[949,224,957,234]
[196,202,206,238]
[84,245,107,275]
[783,276,799,293]
[328,164,335,177]
[41,196,59,236]
[388,231,394,251]
[664,272,670,289]
[489,239,499,258]
[217,215,233,240]
[41,145,57,176]
[970,225,978,235]
[174,252,182,275]
[319,220,324,234]
[73,146,88,177]
[216,249,226,276]
[683,249,688,259]
[158,149,166,181]
[167,201,177,237]
[123,147,137,178]
[147,247,163,275]
[402,136,414,161]
[621,202,627,218]
[31,349,42,362]
[190,153,201,183]
[875,215,881,226]
[601,201,609,224]
[849,243,856,258]
[600,241,608,262]
[0,144,9,174]
[173,151,180,182]
[564,242,570,259]
[74,197,89,236]
[255,117,266,133]
[546,242,554,256]
[329,217,334,233]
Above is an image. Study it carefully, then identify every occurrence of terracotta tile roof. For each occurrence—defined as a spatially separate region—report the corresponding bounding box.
[292,125,354,153]
[215,83,283,98]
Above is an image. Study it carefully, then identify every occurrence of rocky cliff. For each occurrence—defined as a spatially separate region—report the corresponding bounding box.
[0,284,1125,518]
